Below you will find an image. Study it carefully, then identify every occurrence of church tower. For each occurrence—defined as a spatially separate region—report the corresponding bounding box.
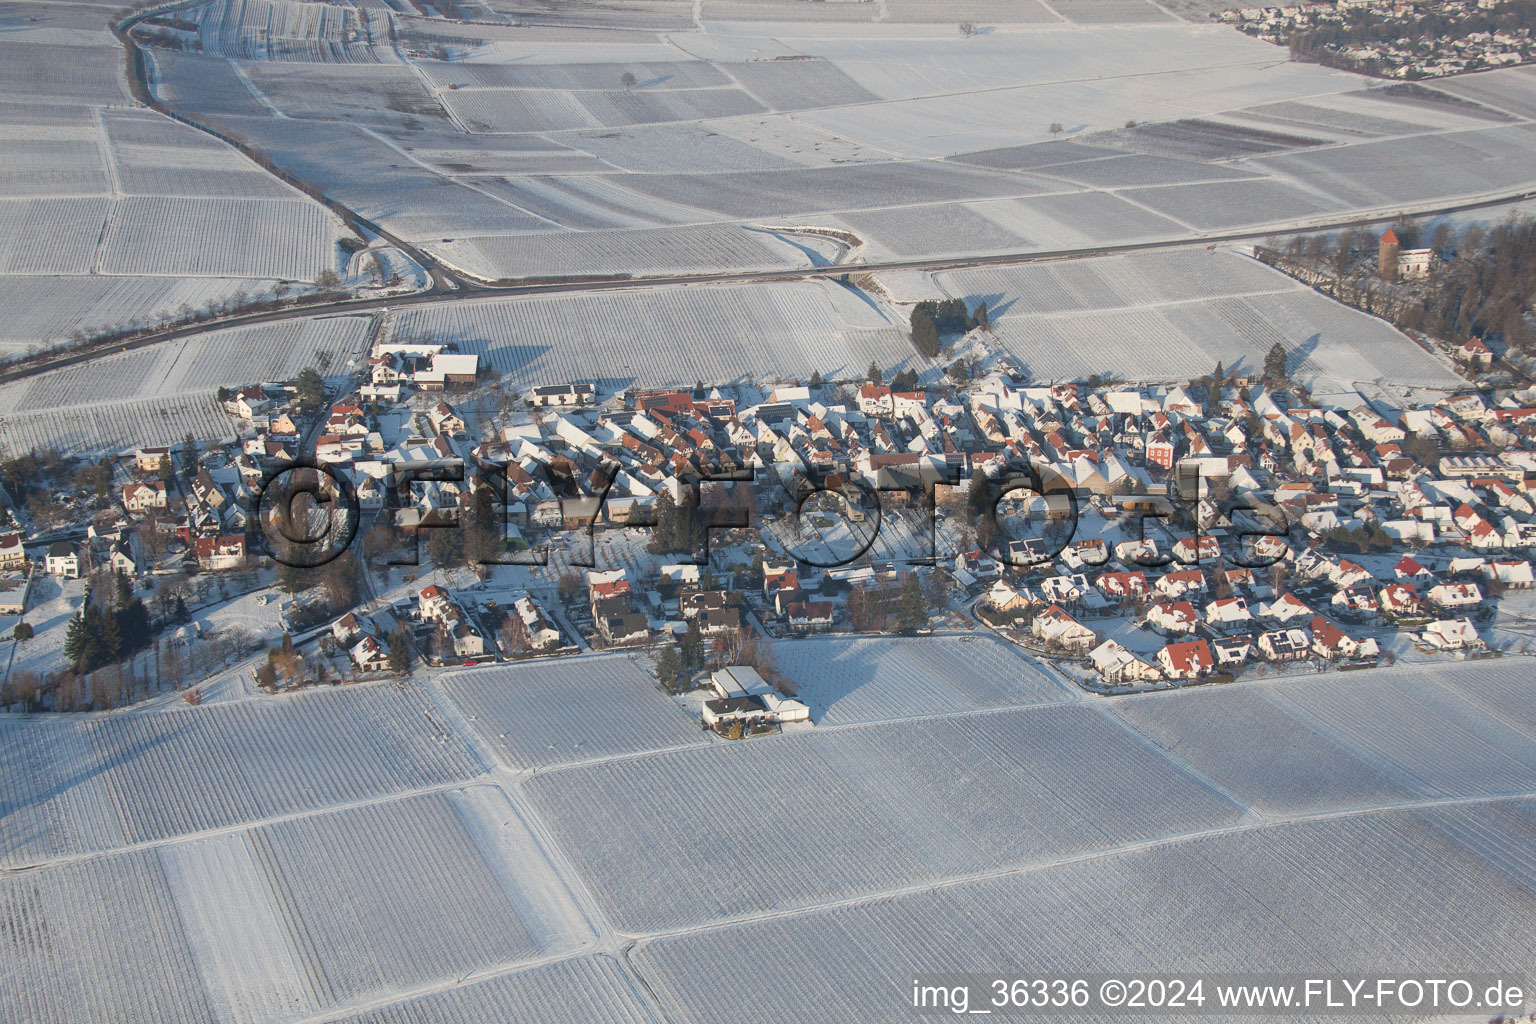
[1378,228,1399,282]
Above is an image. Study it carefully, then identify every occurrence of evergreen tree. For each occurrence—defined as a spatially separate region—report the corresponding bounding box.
[750,548,765,580]
[114,568,132,609]
[655,645,683,692]
[64,612,90,668]
[897,572,929,628]
[910,307,941,358]
[97,611,123,664]
[974,300,990,331]
[1211,361,1224,406]
[388,629,410,673]
[866,361,883,385]
[295,367,326,413]
[181,432,197,479]
[808,370,823,389]
[1264,343,1288,382]
[680,617,704,671]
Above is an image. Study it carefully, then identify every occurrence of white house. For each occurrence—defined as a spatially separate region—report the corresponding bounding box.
[1421,618,1484,651]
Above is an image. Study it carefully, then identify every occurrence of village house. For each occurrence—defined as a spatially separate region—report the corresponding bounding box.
[1257,628,1312,663]
[1089,639,1162,683]
[0,532,25,570]
[135,447,172,474]
[786,600,834,634]
[195,535,246,572]
[1427,581,1482,612]
[1032,604,1097,651]
[123,481,168,514]
[514,596,561,650]
[1204,595,1254,628]
[45,541,81,578]
[1421,617,1484,651]
[1146,600,1198,635]
[350,634,392,673]
[1157,638,1214,680]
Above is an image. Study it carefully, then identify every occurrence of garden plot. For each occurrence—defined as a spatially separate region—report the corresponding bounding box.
[439,654,708,769]
[883,0,1059,21]
[1086,118,1326,160]
[437,222,800,279]
[567,123,799,174]
[970,192,1187,250]
[247,792,546,1007]
[721,59,878,111]
[1257,128,1536,208]
[1121,179,1334,231]
[419,58,733,91]
[0,40,128,106]
[207,118,553,236]
[240,62,449,125]
[701,0,876,21]
[1110,686,1416,816]
[615,162,1037,219]
[1038,153,1265,188]
[0,137,109,198]
[524,704,1241,932]
[0,393,236,456]
[840,203,1030,258]
[392,278,915,389]
[1435,64,1536,120]
[0,275,275,356]
[196,0,396,63]
[440,88,601,133]
[1050,0,1174,21]
[158,833,316,1024]
[1232,99,1441,139]
[0,848,214,1024]
[99,197,338,279]
[771,635,1077,724]
[0,716,127,866]
[936,249,1288,315]
[148,52,273,119]
[633,804,1536,1024]
[1425,659,1536,736]
[1270,669,1536,799]
[329,955,660,1024]
[0,686,485,858]
[948,139,1120,171]
[0,198,110,274]
[574,87,767,128]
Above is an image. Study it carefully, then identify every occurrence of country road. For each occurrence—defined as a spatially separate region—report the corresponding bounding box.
[6,0,1527,390]
[7,181,1536,388]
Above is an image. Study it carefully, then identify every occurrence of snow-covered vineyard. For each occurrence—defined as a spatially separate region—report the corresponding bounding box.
[126,1,1536,289]
[2,651,1534,1021]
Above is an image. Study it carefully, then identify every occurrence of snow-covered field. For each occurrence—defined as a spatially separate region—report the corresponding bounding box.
[390,277,919,390]
[0,313,369,454]
[771,634,1077,724]
[5,640,1536,1020]
[438,653,710,769]
[930,249,1462,387]
[0,22,346,354]
[632,800,1536,1023]
[523,703,1247,932]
